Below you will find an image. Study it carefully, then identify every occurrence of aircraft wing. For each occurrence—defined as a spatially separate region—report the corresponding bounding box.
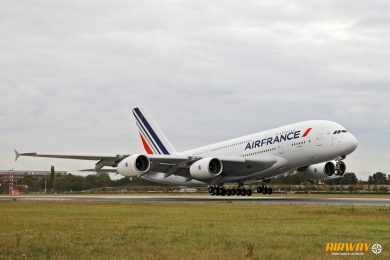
[145,154,278,179]
[14,150,129,170]
[0,170,68,176]
[15,149,280,180]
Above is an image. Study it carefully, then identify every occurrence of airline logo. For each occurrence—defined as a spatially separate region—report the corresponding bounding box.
[132,107,170,155]
[245,128,312,151]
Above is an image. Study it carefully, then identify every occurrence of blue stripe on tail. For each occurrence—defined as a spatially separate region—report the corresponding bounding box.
[133,112,161,154]
[133,107,170,155]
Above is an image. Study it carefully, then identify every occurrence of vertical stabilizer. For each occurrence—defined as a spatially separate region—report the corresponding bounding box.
[132,107,176,155]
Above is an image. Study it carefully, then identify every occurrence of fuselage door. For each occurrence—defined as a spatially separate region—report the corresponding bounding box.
[331,132,342,146]
[315,132,325,147]
[278,142,287,154]
[278,131,289,155]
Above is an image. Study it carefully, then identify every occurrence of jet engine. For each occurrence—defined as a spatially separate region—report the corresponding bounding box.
[298,161,346,180]
[117,154,151,177]
[189,158,223,180]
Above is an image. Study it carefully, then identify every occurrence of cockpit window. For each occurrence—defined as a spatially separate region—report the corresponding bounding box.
[333,130,348,135]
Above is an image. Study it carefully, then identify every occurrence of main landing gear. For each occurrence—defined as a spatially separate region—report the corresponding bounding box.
[256,185,272,195]
[208,184,273,196]
[208,185,252,196]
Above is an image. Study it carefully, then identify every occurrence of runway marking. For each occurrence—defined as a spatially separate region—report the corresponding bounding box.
[0,195,390,206]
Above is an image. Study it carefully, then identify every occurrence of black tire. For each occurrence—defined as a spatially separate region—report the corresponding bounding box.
[247,189,252,196]
[262,187,267,195]
[226,189,231,196]
[257,186,263,193]
[232,189,236,196]
[221,188,226,196]
[267,187,273,195]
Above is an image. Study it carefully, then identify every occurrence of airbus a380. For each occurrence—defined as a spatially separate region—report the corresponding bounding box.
[16,107,358,196]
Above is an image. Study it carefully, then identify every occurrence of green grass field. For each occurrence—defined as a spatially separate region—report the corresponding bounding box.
[0,201,388,259]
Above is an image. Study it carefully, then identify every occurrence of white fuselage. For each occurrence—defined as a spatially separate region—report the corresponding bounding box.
[141,120,358,185]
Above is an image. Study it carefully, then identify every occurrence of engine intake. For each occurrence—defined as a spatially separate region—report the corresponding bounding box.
[135,155,149,172]
[323,162,336,176]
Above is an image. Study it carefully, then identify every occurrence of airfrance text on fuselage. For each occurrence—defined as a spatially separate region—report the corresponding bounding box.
[245,130,301,150]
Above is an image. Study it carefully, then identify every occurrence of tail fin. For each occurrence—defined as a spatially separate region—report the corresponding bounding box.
[132,107,176,155]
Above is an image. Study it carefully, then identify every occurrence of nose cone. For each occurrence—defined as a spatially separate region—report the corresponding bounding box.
[349,133,359,152]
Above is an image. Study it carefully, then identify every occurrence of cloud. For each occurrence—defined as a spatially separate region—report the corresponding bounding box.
[0,0,389,179]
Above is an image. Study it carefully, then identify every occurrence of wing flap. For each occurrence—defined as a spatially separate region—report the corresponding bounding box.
[220,157,277,177]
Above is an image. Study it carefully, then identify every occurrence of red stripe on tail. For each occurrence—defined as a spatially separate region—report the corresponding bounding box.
[139,133,153,154]
[303,128,312,137]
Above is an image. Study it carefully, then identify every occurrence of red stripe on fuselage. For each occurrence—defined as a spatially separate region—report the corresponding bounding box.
[303,127,312,137]
[139,133,153,154]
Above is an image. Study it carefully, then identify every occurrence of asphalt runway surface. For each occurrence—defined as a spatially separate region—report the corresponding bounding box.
[1,194,390,206]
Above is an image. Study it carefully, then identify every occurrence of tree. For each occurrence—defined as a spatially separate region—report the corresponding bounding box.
[368,172,388,185]
[339,173,358,185]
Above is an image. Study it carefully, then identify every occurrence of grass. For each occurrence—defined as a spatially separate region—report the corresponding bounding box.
[0,202,388,259]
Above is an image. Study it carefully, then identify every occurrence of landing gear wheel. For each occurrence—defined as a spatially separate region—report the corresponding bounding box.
[208,185,254,197]
[226,189,232,196]
[256,185,272,195]
[208,186,216,196]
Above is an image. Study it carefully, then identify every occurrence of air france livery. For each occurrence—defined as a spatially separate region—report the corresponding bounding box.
[15,107,358,196]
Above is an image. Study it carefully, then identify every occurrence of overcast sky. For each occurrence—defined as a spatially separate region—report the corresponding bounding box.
[1,0,389,179]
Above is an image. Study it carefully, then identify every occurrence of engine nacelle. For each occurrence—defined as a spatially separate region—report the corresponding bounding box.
[117,154,151,177]
[189,158,223,180]
[299,161,346,180]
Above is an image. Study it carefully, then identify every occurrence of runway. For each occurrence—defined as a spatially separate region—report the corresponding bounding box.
[1,194,390,206]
